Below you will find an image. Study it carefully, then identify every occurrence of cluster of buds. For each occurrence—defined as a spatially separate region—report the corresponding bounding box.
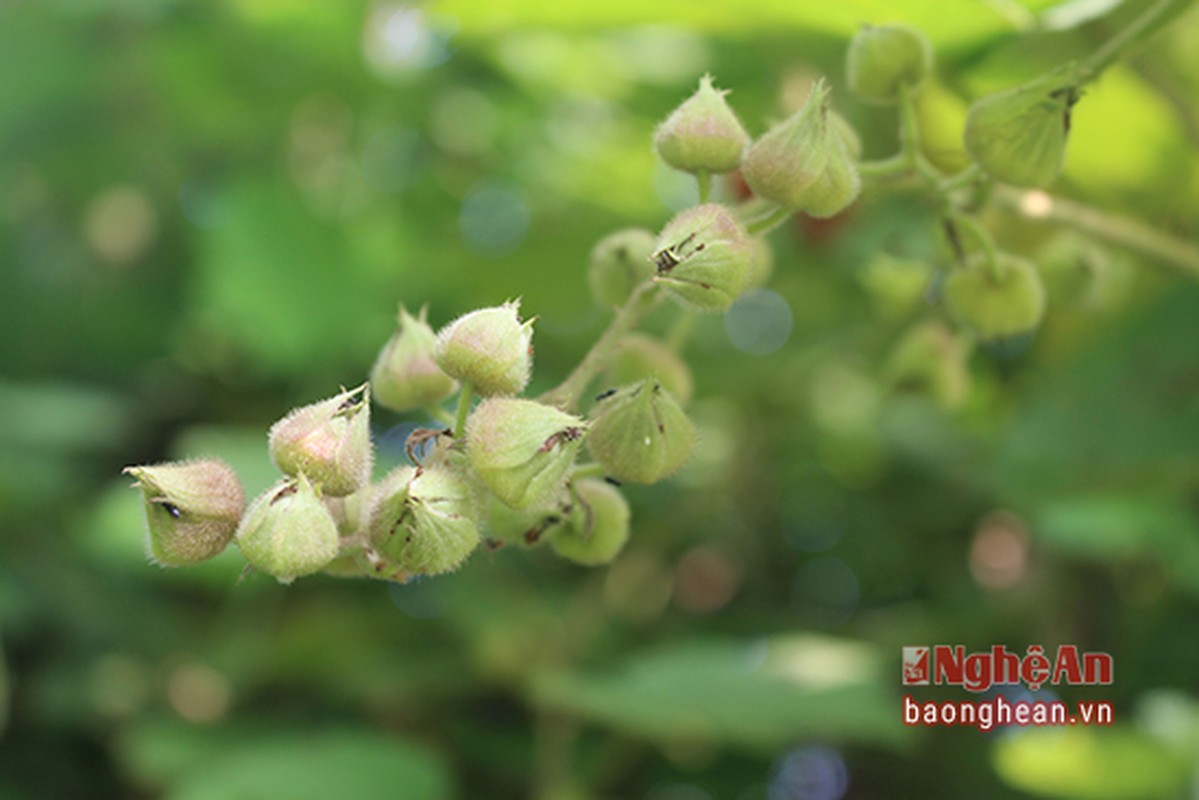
[127,20,1115,584]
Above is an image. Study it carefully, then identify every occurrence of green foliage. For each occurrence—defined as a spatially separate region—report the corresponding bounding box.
[4,0,1199,797]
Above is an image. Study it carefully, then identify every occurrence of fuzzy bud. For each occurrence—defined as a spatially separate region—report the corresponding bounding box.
[371,306,457,412]
[652,204,753,312]
[366,465,479,579]
[963,67,1079,188]
[587,379,695,484]
[741,81,860,216]
[588,228,657,308]
[885,321,971,408]
[1037,232,1123,311]
[846,24,933,104]
[605,333,694,406]
[549,479,631,566]
[124,459,245,566]
[466,398,587,510]
[654,74,751,175]
[268,384,372,497]
[236,474,340,583]
[434,301,533,396]
[943,254,1047,342]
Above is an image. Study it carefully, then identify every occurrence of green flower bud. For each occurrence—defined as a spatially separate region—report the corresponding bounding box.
[268,384,373,497]
[885,321,971,408]
[846,24,933,104]
[548,479,631,566]
[943,254,1047,342]
[1037,231,1125,311]
[963,67,1079,188]
[124,459,245,567]
[605,333,694,406]
[236,474,340,583]
[466,398,587,510]
[742,81,860,215]
[587,228,657,308]
[654,74,751,175]
[370,306,457,412]
[587,379,695,484]
[479,489,558,547]
[434,301,534,396]
[366,465,480,578]
[652,204,753,312]
[831,111,863,160]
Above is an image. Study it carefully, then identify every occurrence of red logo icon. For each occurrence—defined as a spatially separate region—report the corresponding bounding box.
[903,646,930,685]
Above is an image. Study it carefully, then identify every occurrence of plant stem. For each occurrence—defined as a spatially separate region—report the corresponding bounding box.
[571,462,606,480]
[696,170,711,203]
[666,308,697,352]
[424,404,455,427]
[938,164,982,194]
[540,282,661,409]
[453,381,474,438]
[857,154,911,178]
[1079,0,1180,81]
[994,186,1199,280]
[746,206,792,236]
[950,213,1003,280]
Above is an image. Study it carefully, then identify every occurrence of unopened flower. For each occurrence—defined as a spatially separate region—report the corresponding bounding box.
[587,379,695,484]
[548,479,631,566]
[588,228,657,308]
[366,465,479,578]
[654,74,751,174]
[652,204,753,312]
[434,302,533,396]
[963,66,1079,188]
[741,81,860,217]
[268,384,372,497]
[124,459,245,566]
[943,254,1047,342]
[236,474,340,583]
[846,24,933,104]
[466,398,587,509]
[371,306,457,412]
[605,333,694,406]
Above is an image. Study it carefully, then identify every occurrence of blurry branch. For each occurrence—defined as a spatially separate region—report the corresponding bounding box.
[995,186,1199,279]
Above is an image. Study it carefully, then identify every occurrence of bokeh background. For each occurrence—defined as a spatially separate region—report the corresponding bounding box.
[2,0,1199,797]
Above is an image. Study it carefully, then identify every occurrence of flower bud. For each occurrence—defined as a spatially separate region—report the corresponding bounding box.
[366,465,480,578]
[268,384,372,497]
[588,228,657,308]
[963,67,1079,188]
[654,74,751,175]
[652,204,752,312]
[124,459,245,566]
[433,301,533,396]
[846,24,933,104]
[479,489,558,547]
[741,81,860,216]
[549,479,631,566]
[371,306,457,412]
[943,254,1047,342]
[885,321,971,408]
[1037,231,1125,311]
[466,398,587,510]
[236,474,340,583]
[605,333,693,406]
[587,379,695,484]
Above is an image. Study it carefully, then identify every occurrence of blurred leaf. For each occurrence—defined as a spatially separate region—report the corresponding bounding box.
[120,720,453,800]
[192,177,389,374]
[0,381,129,452]
[532,635,907,752]
[993,727,1188,798]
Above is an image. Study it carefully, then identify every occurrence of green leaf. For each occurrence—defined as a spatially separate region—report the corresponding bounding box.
[993,727,1188,798]
[531,635,907,751]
